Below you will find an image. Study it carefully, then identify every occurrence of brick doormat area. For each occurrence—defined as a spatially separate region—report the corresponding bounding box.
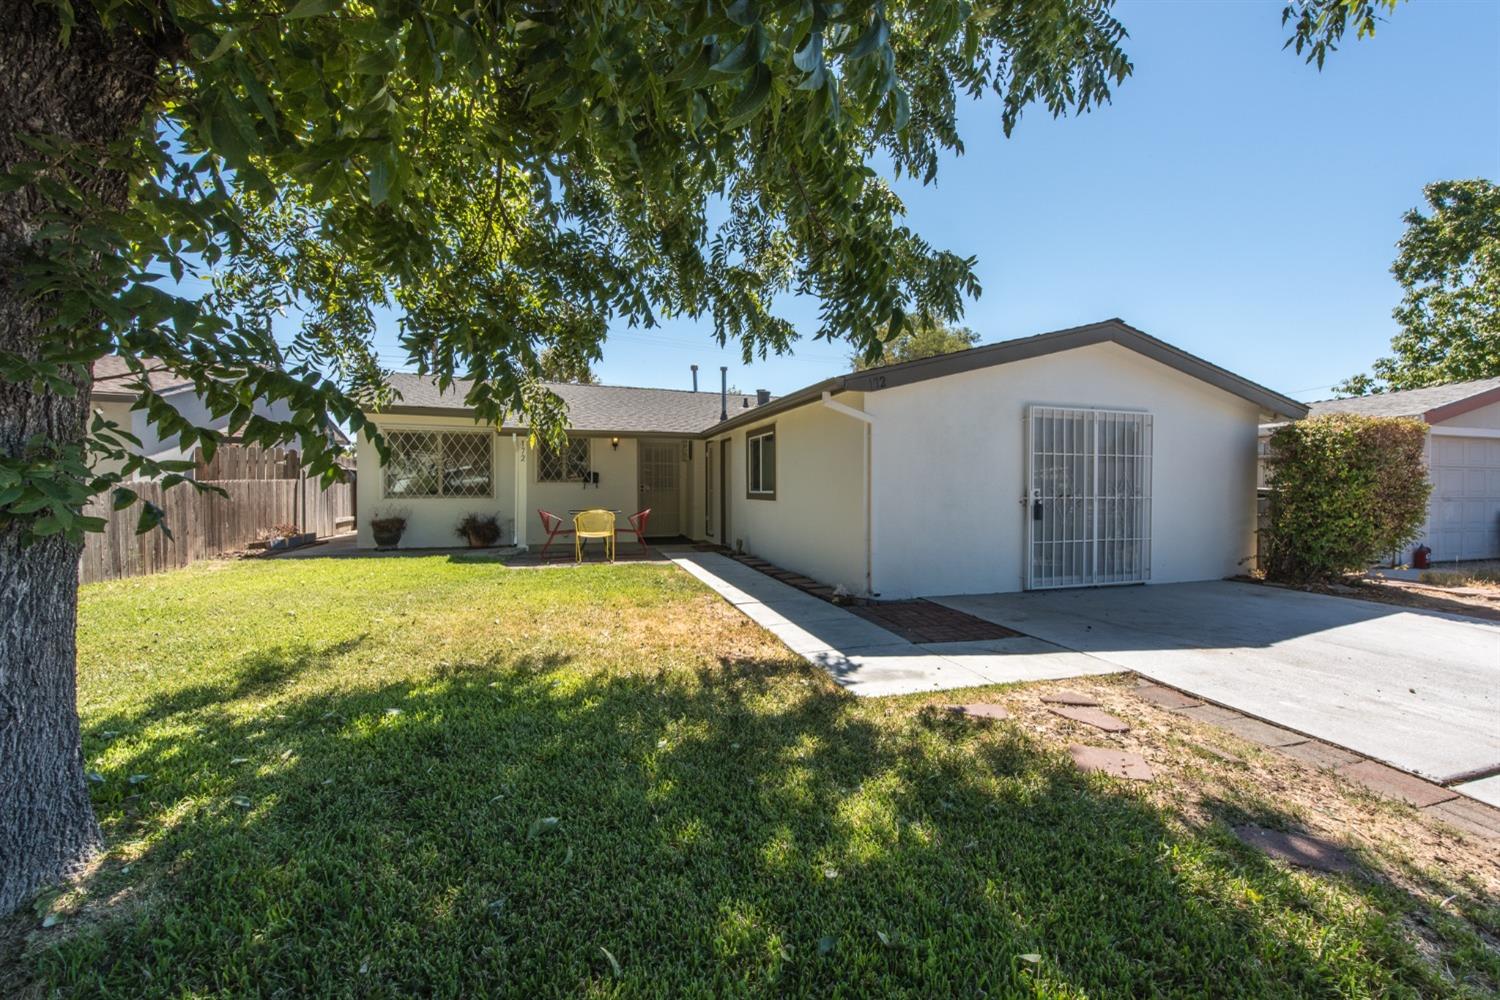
[848,601,1023,644]
[715,549,1023,644]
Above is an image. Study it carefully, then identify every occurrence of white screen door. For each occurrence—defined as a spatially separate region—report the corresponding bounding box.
[1025,406,1152,590]
[638,440,681,537]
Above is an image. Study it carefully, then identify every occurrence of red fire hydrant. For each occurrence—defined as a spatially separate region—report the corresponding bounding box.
[1412,545,1431,569]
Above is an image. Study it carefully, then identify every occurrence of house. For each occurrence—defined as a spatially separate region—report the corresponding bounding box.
[356,319,1308,597]
[1299,378,1500,562]
[90,356,344,479]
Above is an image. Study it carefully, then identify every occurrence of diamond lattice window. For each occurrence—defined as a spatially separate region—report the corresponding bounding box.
[384,431,492,498]
[537,438,590,483]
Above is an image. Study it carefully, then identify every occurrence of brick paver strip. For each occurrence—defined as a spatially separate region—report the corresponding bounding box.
[1040,690,1099,707]
[1174,704,1243,725]
[1049,705,1130,733]
[1069,745,1153,781]
[1133,684,1202,710]
[1424,798,1500,841]
[851,600,1022,644]
[1276,740,1361,770]
[945,703,1011,722]
[1232,826,1354,873]
[1218,716,1306,748]
[1336,759,1458,808]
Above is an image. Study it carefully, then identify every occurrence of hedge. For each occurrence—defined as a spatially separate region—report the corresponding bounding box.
[1263,414,1431,582]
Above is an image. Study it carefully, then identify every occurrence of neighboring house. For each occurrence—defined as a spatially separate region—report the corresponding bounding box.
[357,318,1307,598]
[90,356,336,479]
[1290,378,1500,562]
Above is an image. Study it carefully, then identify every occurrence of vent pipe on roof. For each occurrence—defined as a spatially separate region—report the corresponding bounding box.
[719,366,728,421]
[756,389,770,406]
[691,364,699,392]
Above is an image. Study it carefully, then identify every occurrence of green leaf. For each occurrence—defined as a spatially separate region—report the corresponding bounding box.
[725,64,773,125]
[710,23,767,75]
[793,32,823,73]
[285,0,332,18]
[203,28,241,63]
[528,816,560,837]
[599,946,622,977]
[848,15,890,61]
[723,0,757,28]
[369,158,393,207]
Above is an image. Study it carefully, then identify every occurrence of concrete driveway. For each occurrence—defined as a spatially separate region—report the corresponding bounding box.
[936,582,1500,793]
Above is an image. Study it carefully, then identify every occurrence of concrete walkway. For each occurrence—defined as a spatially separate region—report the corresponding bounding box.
[669,552,1113,697]
[936,582,1500,791]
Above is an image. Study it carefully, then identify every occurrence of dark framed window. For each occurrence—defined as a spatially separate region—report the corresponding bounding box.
[384,430,493,498]
[746,426,776,500]
[537,437,591,483]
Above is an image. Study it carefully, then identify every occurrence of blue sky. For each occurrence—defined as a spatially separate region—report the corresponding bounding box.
[370,0,1500,403]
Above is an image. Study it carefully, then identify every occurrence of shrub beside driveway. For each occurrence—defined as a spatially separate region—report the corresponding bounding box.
[8,558,1496,996]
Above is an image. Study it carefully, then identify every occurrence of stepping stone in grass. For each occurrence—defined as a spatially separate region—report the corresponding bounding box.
[1048,705,1130,733]
[1232,825,1354,873]
[1040,690,1099,707]
[1069,745,1153,781]
[944,703,1011,722]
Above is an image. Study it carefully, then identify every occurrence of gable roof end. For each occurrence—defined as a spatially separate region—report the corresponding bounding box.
[1306,376,1500,423]
[709,318,1308,435]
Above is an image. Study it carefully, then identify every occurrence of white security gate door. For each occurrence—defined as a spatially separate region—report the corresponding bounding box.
[638,440,681,537]
[1026,406,1153,590]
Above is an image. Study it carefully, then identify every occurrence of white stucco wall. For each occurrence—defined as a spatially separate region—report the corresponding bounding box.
[526,435,638,534]
[1435,398,1500,430]
[866,342,1263,598]
[711,396,870,594]
[357,413,514,549]
[137,385,297,465]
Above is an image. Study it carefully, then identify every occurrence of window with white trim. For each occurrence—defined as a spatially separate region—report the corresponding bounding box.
[537,437,591,483]
[746,426,776,499]
[383,430,493,498]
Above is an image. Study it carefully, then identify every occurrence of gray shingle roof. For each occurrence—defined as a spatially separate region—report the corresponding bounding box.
[383,373,762,434]
[91,355,194,397]
[1306,377,1500,419]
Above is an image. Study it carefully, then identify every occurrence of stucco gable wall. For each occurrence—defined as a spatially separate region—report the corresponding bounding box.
[865,341,1262,598]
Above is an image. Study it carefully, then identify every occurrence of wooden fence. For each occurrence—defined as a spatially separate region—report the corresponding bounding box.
[193,443,303,481]
[79,475,355,584]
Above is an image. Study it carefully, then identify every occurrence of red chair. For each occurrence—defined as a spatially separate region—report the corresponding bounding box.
[626,508,652,552]
[537,509,572,557]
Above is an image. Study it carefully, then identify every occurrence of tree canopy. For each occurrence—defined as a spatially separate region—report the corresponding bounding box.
[850,317,978,369]
[1336,179,1500,396]
[0,0,1412,917]
[537,347,600,386]
[6,0,1142,546]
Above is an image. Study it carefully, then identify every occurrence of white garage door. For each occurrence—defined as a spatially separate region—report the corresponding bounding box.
[1427,434,1500,561]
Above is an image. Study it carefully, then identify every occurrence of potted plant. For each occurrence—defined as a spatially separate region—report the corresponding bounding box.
[370,510,408,549]
[455,513,502,548]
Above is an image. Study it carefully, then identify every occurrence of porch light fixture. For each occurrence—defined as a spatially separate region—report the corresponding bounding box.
[611,436,620,450]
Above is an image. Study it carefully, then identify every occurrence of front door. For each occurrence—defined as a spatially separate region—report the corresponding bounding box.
[638,440,681,537]
[1025,405,1152,589]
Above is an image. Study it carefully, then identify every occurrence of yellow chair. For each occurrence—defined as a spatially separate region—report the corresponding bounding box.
[573,508,616,562]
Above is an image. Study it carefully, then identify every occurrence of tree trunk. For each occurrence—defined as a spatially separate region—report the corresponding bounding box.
[0,3,164,917]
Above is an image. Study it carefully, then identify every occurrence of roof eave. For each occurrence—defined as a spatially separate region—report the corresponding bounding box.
[697,377,846,437]
[1422,385,1500,425]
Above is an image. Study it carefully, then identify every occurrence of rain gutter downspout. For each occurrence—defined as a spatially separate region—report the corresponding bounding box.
[821,391,875,597]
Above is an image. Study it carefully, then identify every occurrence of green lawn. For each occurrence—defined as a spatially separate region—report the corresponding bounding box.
[16,556,1498,996]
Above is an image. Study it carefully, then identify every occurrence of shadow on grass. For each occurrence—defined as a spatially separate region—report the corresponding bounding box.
[22,646,1497,997]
